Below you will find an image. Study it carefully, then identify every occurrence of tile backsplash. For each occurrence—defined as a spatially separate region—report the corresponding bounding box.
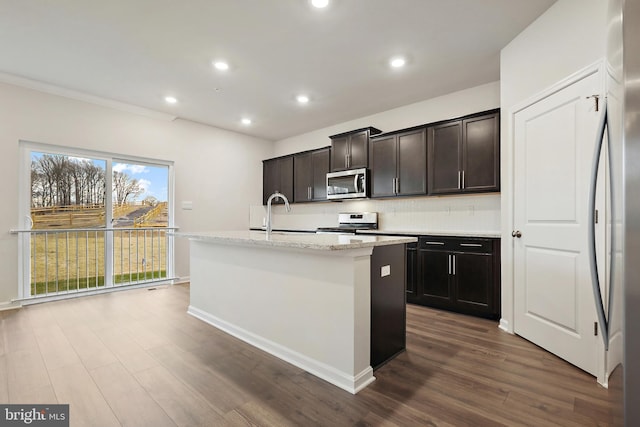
[250,193,500,233]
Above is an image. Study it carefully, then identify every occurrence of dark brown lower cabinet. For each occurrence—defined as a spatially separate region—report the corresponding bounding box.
[371,244,406,369]
[406,236,500,319]
[420,248,452,303]
[455,252,493,313]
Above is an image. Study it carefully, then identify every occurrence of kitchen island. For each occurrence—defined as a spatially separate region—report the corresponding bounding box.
[175,230,415,394]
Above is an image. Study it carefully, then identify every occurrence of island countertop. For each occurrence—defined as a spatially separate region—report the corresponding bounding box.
[172,230,416,251]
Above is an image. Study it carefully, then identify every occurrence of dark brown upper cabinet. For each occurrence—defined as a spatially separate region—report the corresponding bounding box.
[463,112,500,192]
[329,127,382,171]
[262,155,294,205]
[428,110,500,195]
[369,128,427,198]
[293,147,330,203]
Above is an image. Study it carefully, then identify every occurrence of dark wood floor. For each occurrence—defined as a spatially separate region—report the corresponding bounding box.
[0,283,613,426]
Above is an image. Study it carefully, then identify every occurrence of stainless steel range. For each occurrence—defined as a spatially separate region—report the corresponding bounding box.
[316,212,378,234]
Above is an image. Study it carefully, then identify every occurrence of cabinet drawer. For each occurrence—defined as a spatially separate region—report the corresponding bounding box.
[418,237,450,250]
[453,239,493,253]
[418,236,494,253]
[452,239,493,253]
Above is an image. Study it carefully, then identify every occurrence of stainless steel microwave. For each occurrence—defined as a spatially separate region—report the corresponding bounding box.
[326,168,368,200]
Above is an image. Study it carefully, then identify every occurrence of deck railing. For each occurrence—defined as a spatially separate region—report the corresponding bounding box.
[17,226,176,298]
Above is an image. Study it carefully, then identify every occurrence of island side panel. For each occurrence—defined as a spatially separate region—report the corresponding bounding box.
[187,239,374,394]
[370,243,407,369]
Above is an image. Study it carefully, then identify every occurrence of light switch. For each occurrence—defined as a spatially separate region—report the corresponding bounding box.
[181,201,193,210]
[381,265,391,277]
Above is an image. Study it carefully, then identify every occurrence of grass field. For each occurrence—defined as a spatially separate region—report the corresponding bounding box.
[30,229,168,296]
[31,270,167,295]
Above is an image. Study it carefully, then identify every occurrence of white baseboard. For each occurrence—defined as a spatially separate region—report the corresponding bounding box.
[187,305,375,394]
[18,280,175,306]
[172,276,190,285]
[499,318,512,333]
[0,301,21,312]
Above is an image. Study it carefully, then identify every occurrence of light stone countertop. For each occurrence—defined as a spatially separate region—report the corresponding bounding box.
[172,230,416,251]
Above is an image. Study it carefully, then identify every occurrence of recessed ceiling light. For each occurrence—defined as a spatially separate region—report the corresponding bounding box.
[241,118,252,125]
[213,61,229,71]
[164,96,177,104]
[296,94,310,104]
[390,57,406,68]
[311,0,329,8]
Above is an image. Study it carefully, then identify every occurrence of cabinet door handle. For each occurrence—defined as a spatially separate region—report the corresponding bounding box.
[448,255,452,274]
[460,243,482,247]
[425,241,445,245]
[458,171,462,189]
[396,177,399,194]
[345,154,348,168]
[452,254,456,275]
[462,170,465,189]
[308,186,312,200]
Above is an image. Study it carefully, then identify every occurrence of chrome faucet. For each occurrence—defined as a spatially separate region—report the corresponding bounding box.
[266,191,291,234]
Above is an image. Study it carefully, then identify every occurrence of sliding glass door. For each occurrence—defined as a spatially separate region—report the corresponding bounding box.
[20,142,174,300]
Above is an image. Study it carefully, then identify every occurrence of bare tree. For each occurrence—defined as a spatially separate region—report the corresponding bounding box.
[84,163,105,205]
[143,195,158,206]
[69,160,86,206]
[37,155,70,206]
[31,154,107,207]
[112,170,144,206]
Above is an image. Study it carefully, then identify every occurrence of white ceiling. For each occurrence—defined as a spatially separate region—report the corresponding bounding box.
[0,0,556,141]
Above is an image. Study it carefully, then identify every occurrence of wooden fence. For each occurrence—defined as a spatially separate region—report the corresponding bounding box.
[32,206,106,228]
[134,202,168,227]
[30,203,165,229]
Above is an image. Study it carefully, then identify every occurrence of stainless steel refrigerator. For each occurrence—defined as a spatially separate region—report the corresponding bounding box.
[600,0,640,425]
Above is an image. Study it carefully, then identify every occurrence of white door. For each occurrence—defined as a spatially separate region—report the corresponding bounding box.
[513,69,603,376]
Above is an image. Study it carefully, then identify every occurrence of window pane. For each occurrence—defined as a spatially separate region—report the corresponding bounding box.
[112,162,169,228]
[112,162,169,284]
[29,152,107,295]
[30,152,107,229]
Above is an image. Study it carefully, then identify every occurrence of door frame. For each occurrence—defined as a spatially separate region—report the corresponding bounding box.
[501,59,609,384]
[17,140,176,302]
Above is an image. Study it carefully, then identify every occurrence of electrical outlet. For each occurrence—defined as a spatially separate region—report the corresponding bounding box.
[381,265,391,277]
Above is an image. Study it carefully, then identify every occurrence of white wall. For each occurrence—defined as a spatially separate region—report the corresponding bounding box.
[499,0,607,330]
[0,82,273,305]
[274,81,500,157]
[262,82,502,233]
